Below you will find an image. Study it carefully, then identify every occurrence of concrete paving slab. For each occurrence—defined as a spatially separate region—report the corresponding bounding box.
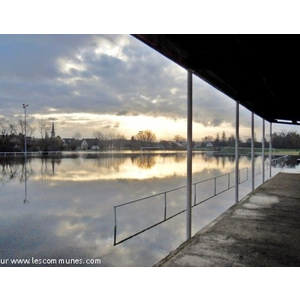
[154,172,300,267]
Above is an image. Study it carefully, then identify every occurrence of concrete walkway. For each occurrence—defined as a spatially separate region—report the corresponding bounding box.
[155,172,300,267]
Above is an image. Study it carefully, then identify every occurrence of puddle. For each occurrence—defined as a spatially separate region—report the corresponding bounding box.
[243,203,262,209]
[249,194,279,206]
[232,208,265,219]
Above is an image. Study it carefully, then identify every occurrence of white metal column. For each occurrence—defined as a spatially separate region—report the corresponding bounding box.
[235,102,239,203]
[269,122,272,178]
[262,119,265,183]
[251,112,255,191]
[186,70,193,240]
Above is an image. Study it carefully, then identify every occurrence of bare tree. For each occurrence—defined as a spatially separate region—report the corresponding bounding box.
[37,119,52,151]
[202,135,214,144]
[135,130,156,142]
[18,119,35,137]
[0,119,17,151]
[37,119,52,139]
[0,119,16,138]
[17,119,35,151]
[73,132,82,140]
[93,131,103,140]
[174,135,186,142]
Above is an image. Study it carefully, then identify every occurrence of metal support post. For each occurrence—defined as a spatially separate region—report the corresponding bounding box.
[251,112,255,191]
[186,70,193,240]
[262,119,265,183]
[235,101,239,203]
[269,122,272,178]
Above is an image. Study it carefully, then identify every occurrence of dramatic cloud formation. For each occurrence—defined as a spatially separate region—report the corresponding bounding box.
[0,34,290,140]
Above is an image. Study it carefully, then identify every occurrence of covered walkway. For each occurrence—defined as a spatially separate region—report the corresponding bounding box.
[155,172,300,267]
[134,35,300,245]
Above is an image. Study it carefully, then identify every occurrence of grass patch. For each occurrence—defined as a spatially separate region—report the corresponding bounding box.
[199,147,300,156]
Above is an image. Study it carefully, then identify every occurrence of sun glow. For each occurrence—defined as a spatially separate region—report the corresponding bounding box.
[58,58,86,75]
[31,154,243,182]
[29,111,240,141]
[93,36,130,61]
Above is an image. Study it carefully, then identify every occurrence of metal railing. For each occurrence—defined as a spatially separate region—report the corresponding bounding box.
[113,167,248,245]
[193,167,248,207]
[253,155,290,176]
[0,151,63,157]
[271,155,290,166]
[113,154,291,245]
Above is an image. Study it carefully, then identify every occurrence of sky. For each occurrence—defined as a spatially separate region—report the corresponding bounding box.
[1,34,299,142]
[1,0,299,295]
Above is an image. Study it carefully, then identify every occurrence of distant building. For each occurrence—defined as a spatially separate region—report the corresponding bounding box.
[174,141,186,148]
[80,139,100,150]
[193,142,202,149]
[51,122,55,138]
[81,140,89,150]
[61,138,80,150]
[62,138,76,147]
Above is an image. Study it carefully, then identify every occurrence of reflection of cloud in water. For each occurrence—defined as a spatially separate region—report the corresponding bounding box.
[0,154,273,266]
[24,154,252,182]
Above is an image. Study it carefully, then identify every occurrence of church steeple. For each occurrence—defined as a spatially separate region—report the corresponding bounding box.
[51,122,55,138]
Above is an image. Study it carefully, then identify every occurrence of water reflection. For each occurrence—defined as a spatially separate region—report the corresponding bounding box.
[0,153,297,267]
[113,166,250,245]
[132,155,156,169]
[23,158,28,204]
[0,153,253,182]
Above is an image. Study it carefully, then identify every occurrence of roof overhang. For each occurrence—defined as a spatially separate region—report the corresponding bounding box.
[133,34,300,125]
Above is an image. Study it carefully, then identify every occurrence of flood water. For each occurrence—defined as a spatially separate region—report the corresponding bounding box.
[0,152,297,267]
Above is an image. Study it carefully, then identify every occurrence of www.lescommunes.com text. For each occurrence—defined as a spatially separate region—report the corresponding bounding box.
[0,257,101,265]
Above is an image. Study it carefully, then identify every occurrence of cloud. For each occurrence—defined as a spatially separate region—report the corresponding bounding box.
[0,34,281,140]
[0,35,205,122]
[116,110,130,116]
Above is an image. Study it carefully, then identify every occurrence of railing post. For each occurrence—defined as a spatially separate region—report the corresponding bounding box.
[214,177,217,196]
[228,173,230,189]
[186,70,193,240]
[113,206,117,245]
[194,184,197,206]
[164,192,167,220]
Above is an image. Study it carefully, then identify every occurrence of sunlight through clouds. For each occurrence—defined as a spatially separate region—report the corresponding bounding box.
[93,35,130,62]
[0,34,294,142]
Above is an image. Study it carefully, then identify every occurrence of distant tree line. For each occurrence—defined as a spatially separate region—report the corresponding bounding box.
[2,118,300,152]
[271,131,300,149]
[204,130,300,149]
[0,118,62,152]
